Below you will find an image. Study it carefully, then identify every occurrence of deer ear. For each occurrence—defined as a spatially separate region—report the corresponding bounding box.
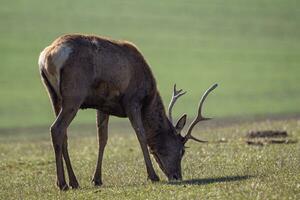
[175,114,187,133]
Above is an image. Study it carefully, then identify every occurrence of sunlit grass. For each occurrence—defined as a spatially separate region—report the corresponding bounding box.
[0,118,299,199]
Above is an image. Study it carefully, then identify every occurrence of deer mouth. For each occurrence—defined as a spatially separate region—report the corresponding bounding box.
[152,153,182,181]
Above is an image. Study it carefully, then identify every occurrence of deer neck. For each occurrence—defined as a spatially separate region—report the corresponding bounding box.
[142,91,174,151]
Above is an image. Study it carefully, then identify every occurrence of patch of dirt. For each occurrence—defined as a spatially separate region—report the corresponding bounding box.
[246,138,298,146]
[245,130,297,146]
[246,130,288,138]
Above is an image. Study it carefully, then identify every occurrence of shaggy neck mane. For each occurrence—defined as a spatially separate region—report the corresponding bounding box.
[142,91,174,151]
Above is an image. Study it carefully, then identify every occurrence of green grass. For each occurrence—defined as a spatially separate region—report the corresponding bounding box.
[0,0,300,128]
[0,118,299,199]
[1,2,299,198]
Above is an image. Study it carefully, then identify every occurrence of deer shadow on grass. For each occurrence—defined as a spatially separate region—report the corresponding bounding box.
[77,175,253,191]
[167,175,253,186]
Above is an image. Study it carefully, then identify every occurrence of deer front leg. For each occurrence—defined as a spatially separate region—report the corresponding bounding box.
[92,111,109,186]
[128,105,159,182]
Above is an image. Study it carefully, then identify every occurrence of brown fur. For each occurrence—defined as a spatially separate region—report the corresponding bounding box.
[39,34,186,190]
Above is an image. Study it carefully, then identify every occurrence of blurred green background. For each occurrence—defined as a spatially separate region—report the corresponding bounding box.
[1,0,299,128]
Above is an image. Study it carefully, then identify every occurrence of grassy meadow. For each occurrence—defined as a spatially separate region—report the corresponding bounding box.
[0,119,300,199]
[1,0,300,199]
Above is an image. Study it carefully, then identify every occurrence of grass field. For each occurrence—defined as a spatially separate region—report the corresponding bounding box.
[0,118,299,199]
[1,0,300,128]
[1,1,300,199]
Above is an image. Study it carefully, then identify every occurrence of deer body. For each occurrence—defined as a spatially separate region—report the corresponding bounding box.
[39,34,156,117]
[39,34,217,190]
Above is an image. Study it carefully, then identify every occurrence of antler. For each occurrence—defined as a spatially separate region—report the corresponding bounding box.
[168,84,186,124]
[184,83,218,143]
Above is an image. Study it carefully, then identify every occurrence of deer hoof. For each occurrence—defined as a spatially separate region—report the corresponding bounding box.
[69,181,80,189]
[92,178,103,186]
[149,174,160,182]
[57,182,69,191]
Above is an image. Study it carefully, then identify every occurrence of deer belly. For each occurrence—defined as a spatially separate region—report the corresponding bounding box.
[80,98,126,117]
[80,84,127,117]
[99,103,127,117]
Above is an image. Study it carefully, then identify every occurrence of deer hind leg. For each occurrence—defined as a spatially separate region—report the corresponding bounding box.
[50,97,83,190]
[49,98,80,189]
[53,99,80,189]
[127,104,159,182]
[62,134,79,189]
[41,70,80,189]
[92,111,109,186]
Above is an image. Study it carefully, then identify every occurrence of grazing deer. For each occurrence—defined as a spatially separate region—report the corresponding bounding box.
[38,34,217,190]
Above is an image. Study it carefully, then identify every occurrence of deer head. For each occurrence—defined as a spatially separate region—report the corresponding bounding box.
[151,83,218,181]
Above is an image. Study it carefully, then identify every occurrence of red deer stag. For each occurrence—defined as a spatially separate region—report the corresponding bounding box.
[38,34,217,190]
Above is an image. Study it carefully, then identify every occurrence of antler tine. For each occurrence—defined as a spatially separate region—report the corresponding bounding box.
[168,84,186,124]
[184,83,218,143]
